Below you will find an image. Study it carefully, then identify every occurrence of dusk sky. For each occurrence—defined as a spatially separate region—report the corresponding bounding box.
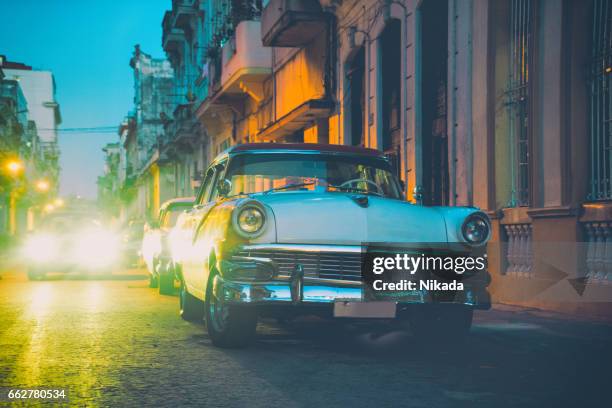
[0,0,168,198]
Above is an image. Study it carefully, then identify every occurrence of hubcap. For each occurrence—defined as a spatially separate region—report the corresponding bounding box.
[209,288,229,332]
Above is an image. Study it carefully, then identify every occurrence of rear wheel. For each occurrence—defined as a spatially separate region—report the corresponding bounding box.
[179,278,204,322]
[148,272,158,288]
[206,275,257,348]
[408,304,473,343]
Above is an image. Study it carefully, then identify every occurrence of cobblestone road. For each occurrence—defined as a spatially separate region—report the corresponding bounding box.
[0,268,611,407]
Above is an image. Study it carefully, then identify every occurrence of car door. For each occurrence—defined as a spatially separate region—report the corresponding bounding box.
[182,160,227,299]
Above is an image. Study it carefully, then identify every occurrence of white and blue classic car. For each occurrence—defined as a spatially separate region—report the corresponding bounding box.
[174,143,491,347]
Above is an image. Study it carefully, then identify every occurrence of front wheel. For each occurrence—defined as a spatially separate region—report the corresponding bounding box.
[179,279,204,322]
[206,275,257,348]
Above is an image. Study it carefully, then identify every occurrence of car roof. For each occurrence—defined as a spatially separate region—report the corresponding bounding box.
[160,197,195,211]
[224,143,386,158]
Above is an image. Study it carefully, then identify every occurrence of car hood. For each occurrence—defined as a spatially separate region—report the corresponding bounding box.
[251,192,449,245]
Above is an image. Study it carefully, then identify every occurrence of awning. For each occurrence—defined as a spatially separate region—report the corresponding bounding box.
[257,98,333,141]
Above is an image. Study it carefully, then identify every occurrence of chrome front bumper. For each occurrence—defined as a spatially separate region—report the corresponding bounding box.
[216,244,491,309]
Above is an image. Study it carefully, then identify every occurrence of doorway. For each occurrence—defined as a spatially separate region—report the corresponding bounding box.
[346,46,366,146]
[420,0,449,205]
[380,19,402,178]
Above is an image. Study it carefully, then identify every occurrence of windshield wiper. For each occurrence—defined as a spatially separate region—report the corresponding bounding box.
[262,182,317,194]
[327,185,384,197]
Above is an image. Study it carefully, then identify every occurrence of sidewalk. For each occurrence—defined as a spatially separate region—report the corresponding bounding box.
[490,302,612,324]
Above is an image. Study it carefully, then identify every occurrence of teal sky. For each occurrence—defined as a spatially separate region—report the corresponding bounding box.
[0,0,169,198]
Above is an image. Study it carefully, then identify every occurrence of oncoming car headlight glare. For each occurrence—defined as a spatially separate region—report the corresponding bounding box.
[74,228,120,267]
[23,234,58,262]
[233,202,266,238]
[461,212,490,246]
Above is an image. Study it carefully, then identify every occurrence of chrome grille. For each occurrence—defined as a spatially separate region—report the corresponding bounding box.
[233,248,363,281]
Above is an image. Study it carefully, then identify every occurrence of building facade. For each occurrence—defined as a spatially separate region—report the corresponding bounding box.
[161,0,210,199]
[110,0,612,313]
[127,45,175,222]
[1,59,61,188]
[97,142,121,218]
[0,56,60,238]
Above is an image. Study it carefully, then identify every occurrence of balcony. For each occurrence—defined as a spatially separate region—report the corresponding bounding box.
[162,11,185,53]
[171,0,198,30]
[257,98,333,141]
[261,0,329,47]
[163,104,199,154]
[219,20,271,102]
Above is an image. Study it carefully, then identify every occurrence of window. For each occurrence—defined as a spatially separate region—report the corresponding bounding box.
[588,0,612,200]
[217,138,231,155]
[196,167,216,205]
[223,153,402,199]
[506,0,534,207]
[161,206,190,228]
[346,47,365,147]
[208,160,227,202]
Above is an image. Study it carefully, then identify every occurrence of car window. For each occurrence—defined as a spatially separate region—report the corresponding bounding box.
[224,153,402,199]
[197,167,216,205]
[209,160,227,202]
[162,207,188,228]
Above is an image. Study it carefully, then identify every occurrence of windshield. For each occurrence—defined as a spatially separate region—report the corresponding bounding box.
[224,153,402,199]
[162,206,190,228]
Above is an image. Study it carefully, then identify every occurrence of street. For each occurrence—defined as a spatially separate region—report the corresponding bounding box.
[0,268,610,407]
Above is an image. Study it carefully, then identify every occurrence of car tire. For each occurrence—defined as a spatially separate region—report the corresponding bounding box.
[408,304,473,343]
[205,274,257,348]
[148,273,158,288]
[179,279,204,322]
[158,263,174,295]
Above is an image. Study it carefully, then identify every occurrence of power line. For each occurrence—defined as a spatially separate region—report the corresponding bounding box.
[38,126,118,132]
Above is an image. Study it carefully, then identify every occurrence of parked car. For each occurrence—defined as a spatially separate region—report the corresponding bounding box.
[174,143,491,347]
[121,219,145,267]
[22,211,121,279]
[142,197,194,294]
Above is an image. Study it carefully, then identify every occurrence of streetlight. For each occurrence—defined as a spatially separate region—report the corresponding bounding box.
[54,198,64,207]
[6,159,24,175]
[44,203,55,213]
[4,159,24,235]
[35,179,50,193]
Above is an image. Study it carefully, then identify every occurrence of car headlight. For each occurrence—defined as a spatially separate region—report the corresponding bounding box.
[233,203,266,238]
[73,228,120,267]
[22,234,58,262]
[462,212,490,246]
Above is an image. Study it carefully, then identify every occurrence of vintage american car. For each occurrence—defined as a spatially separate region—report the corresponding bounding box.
[141,197,194,294]
[175,143,491,347]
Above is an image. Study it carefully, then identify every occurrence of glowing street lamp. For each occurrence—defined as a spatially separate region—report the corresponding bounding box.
[44,203,55,213]
[6,159,24,176]
[35,179,51,193]
[54,198,64,207]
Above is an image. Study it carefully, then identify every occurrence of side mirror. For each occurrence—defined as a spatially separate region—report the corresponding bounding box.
[217,179,231,197]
